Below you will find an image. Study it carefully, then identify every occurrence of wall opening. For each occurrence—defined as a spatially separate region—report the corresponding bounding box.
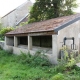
[17,36,28,49]
[32,35,52,48]
[18,36,28,45]
[6,37,14,46]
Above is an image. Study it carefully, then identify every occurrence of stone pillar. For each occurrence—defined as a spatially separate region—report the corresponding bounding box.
[5,36,10,45]
[5,36,7,45]
[79,20,80,53]
[52,35,58,64]
[14,36,18,47]
[28,36,32,51]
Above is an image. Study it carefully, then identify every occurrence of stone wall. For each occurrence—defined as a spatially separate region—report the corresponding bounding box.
[5,37,14,46]
[15,1,33,23]
[0,41,4,49]
[58,20,80,54]
[1,1,33,27]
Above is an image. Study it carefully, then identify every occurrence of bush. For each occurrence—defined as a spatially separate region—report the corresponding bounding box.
[0,35,4,41]
[0,49,80,80]
[17,51,51,67]
[0,27,14,35]
[28,18,36,23]
[20,22,28,26]
[0,27,14,40]
[50,73,65,80]
[60,46,77,69]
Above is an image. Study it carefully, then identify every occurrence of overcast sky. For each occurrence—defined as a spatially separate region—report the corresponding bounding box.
[0,0,80,17]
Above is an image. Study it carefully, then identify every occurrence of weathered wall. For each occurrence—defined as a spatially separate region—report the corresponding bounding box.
[57,20,80,54]
[15,1,33,23]
[2,16,8,27]
[5,37,14,46]
[4,45,13,52]
[13,47,54,64]
[13,47,28,55]
[1,11,16,27]
[0,41,4,49]
[1,1,33,27]
[3,45,53,64]
[0,41,13,51]
[7,11,16,27]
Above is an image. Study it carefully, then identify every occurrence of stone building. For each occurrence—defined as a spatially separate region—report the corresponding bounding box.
[1,13,80,64]
[1,0,33,27]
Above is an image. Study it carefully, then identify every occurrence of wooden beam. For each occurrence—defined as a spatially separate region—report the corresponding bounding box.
[28,31,58,36]
[5,31,58,37]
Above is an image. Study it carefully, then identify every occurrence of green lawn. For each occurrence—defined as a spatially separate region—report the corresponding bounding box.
[0,49,80,80]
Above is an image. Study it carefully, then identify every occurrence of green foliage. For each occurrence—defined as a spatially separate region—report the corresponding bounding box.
[0,35,4,41]
[0,27,14,40]
[66,55,76,68]
[18,50,51,67]
[65,75,80,80]
[19,22,28,26]
[0,49,80,80]
[50,73,65,80]
[28,0,78,23]
[0,49,51,80]
[0,27,14,35]
[0,23,3,30]
[62,0,78,16]
[50,46,79,75]
[60,46,77,68]
[75,54,80,63]
[28,18,36,23]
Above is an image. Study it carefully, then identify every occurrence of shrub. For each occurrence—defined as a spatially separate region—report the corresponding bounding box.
[28,18,36,23]
[20,22,28,26]
[52,46,79,74]
[50,73,65,80]
[0,27,14,40]
[60,46,77,69]
[65,75,80,80]
[17,51,51,67]
[0,27,14,35]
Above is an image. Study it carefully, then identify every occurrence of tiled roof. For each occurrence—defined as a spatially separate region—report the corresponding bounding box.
[6,13,80,35]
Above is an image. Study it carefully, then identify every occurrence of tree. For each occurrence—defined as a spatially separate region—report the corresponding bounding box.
[28,0,78,23]
[59,0,78,16]
[0,27,14,40]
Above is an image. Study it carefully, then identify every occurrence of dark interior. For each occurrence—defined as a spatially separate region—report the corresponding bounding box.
[18,36,28,45]
[32,36,52,48]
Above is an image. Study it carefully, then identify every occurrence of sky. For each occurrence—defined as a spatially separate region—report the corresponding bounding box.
[0,0,80,17]
[0,0,35,17]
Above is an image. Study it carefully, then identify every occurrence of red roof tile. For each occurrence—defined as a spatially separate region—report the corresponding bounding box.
[6,13,80,35]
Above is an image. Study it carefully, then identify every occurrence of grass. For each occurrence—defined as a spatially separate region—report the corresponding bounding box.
[0,49,52,80]
[0,49,80,80]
